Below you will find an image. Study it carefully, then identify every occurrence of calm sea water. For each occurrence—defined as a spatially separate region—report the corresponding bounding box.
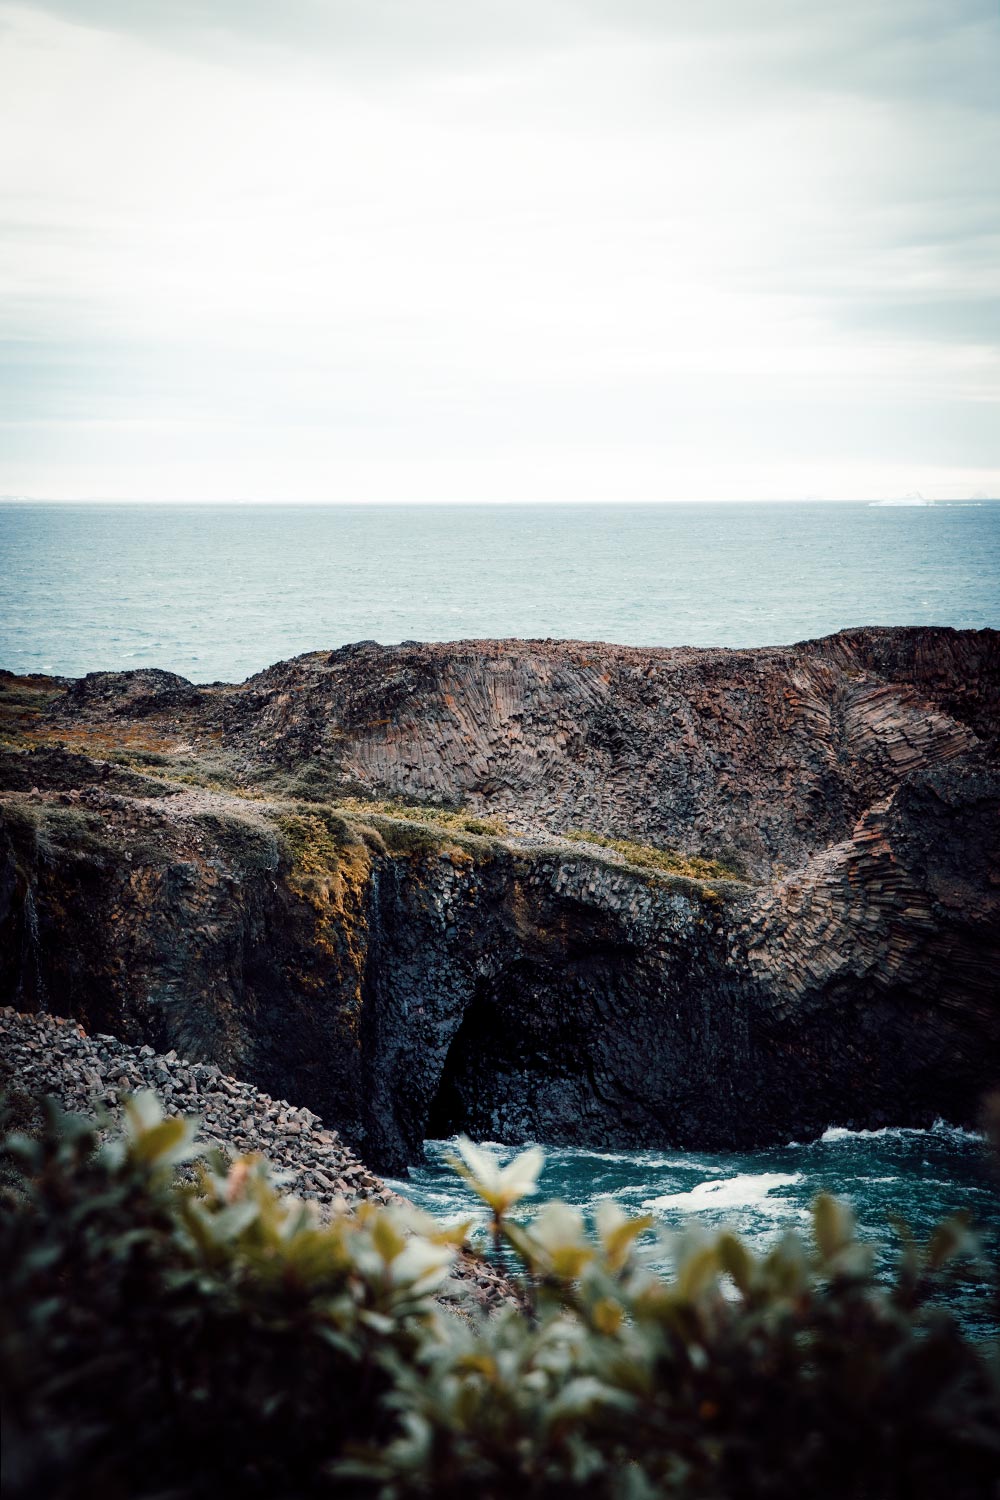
[1,501,998,682]
[3,500,998,1309]
[391,1128,1000,1330]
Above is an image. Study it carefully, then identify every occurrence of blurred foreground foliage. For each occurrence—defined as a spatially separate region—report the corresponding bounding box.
[1,1096,998,1500]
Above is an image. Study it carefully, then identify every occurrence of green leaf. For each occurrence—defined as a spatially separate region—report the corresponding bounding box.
[130,1115,200,1167]
[676,1244,718,1301]
[372,1215,407,1264]
[813,1193,854,1263]
[716,1232,754,1295]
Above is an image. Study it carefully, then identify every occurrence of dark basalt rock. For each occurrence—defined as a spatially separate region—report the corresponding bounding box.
[0,627,997,1175]
[63,668,203,717]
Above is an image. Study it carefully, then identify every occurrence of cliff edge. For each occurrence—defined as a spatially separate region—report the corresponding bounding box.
[1,626,997,1172]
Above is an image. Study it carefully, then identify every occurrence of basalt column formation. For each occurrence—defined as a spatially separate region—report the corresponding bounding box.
[1,626,997,1173]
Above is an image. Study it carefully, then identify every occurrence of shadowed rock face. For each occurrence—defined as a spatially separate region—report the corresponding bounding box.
[0,627,997,1174]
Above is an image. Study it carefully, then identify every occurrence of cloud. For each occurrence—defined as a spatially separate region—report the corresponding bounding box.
[0,0,997,501]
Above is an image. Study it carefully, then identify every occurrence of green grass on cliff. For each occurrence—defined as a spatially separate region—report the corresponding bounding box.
[0,800,113,860]
[274,805,357,857]
[563,828,740,882]
[0,676,66,748]
[334,796,506,839]
[272,801,502,877]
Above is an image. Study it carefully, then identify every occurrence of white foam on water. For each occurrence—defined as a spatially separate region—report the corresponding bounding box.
[644,1171,802,1214]
[818,1120,983,1146]
[553,1148,721,1173]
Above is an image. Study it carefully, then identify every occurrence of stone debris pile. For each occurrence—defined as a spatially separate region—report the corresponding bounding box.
[0,1005,393,1208]
[0,1006,518,1311]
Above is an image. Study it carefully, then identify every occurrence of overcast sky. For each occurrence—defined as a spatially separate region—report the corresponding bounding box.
[1,0,998,502]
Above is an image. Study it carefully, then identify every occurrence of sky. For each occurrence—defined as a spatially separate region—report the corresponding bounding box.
[0,0,998,503]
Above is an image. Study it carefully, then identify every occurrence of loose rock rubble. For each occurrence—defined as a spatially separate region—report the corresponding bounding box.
[0,1004,395,1208]
[0,1005,517,1312]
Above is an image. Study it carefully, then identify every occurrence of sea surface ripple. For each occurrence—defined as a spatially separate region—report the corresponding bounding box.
[2,501,998,682]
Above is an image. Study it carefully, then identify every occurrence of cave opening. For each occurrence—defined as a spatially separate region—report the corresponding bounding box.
[426,991,501,1139]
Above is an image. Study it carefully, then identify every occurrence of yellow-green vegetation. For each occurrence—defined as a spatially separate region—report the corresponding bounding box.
[118,756,244,790]
[0,680,245,797]
[336,795,506,839]
[2,1096,997,1500]
[563,828,740,882]
[0,676,64,719]
[0,730,252,803]
[273,809,373,973]
[0,676,66,752]
[0,799,112,859]
[71,745,255,798]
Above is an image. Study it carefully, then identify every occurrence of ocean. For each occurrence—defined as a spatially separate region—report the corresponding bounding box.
[1,500,998,682]
[392,1128,1000,1329]
[2,498,998,1304]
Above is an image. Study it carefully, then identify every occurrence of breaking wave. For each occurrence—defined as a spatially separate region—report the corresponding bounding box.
[818,1120,984,1146]
[645,1172,802,1214]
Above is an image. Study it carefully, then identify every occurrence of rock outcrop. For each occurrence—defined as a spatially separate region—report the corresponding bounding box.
[0,626,997,1173]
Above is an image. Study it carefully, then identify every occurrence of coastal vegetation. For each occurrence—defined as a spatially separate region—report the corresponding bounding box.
[563,830,740,883]
[2,1095,997,1499]
[334,795,507,839]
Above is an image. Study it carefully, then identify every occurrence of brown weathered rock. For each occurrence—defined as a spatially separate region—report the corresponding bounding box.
[0,627,997,1171]
[209,626,995,876]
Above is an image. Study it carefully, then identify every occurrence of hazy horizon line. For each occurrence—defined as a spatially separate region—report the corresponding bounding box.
[3,495,998,507]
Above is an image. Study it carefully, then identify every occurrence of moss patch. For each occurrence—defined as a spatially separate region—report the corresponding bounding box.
[272,809,373,981]
[563,829,740,883]
[335,796,505,839]
[0,676,66,749]
[0,800,112,862]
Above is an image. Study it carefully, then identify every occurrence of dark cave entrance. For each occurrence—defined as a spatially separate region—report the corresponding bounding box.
[423,962,599,1144]
[426,991,502,1139]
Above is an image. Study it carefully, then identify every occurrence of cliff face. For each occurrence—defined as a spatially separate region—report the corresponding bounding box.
[219,626,993,875]
[0,626,997,1174]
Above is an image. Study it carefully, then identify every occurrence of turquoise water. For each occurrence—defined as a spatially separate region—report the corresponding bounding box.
[390,1127,1000,1329]
[1,501,998,682]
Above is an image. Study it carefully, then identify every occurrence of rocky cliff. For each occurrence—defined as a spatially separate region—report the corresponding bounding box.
[1,626,997,1173]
